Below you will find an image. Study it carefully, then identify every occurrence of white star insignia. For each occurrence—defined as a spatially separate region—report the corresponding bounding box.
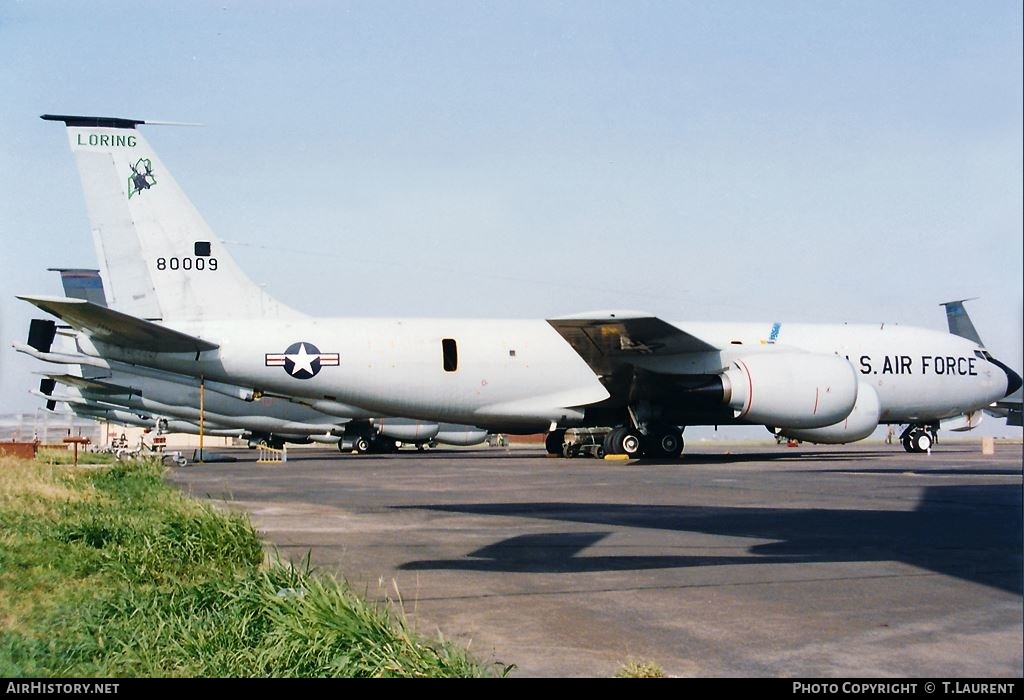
[286,343,317,376]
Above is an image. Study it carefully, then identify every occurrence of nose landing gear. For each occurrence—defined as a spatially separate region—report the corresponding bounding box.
[899,424,936,453]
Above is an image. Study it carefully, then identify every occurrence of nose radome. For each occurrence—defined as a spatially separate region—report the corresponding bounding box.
[990,356,1023,397]
[1004,365,1023,398]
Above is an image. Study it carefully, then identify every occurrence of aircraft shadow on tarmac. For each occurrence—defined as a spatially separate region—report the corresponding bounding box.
[809,467,1023,477]
[667,450,895,465]
[398,484,1022,594]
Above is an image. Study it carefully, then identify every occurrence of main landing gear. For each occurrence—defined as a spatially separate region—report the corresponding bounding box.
[338,435,400,454]
[604,425,684,459]
[546,425,684,459]
[899,424,937,453]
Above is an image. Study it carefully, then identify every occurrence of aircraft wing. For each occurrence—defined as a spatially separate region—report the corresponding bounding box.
[42,373,135,396]
[17,295,218,353]
[33,389,88,405]
[547,311,718,377]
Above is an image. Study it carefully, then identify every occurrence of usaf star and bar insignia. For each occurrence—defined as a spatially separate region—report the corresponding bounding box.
[265,342,339,379]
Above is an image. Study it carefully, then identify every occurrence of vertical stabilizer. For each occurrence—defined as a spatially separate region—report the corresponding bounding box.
[940,298,984,347]
[49,268,107,306]
[42,115,301,321]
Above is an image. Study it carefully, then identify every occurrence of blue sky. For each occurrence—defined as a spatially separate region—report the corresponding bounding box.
[1,1,1021,434]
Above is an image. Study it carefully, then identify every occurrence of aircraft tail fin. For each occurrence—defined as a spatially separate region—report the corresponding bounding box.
[42,114,301,321]
[941,299,1023,402]
[50,268,107,306]
[940,298,984,347]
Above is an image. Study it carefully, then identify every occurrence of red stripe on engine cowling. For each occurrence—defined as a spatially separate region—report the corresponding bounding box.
[737,359,753,418]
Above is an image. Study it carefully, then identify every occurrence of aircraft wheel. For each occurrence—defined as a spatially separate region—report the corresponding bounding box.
[545,429,566,455]
[621,430,643,457]
[911,430,932,453]
[354,436,371,454]
[901,435,914,453]
[647,428,684,459]
[602,427,627,455]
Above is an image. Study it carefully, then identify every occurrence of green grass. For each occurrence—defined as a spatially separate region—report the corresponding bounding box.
[0,456,498,677]
[36,448,118,465]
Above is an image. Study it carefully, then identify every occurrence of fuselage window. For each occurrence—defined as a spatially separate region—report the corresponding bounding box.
[442,338,458,372]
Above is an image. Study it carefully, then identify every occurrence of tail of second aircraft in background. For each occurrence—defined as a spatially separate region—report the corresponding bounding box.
[941,299,984,347]
[942,299,1023,426]
[42,114,301,322]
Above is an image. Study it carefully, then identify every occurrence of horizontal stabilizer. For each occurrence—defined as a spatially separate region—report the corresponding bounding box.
[41,114,147,129]
[547,312,718,376]
[40,114,200,128]
[42,373,135,396]
[16,295,218,353]
[33,390,87,405]
[13,342,111,369]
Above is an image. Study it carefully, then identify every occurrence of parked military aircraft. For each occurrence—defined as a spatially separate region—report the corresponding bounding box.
[19,323,487,452]
[18,114,1021,457]
[18,269,488,451]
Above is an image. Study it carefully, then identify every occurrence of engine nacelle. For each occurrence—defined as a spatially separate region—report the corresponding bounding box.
[778,381,880,444]
[722,352,858,428]
[376,420,440,442]
[435,428,489,446]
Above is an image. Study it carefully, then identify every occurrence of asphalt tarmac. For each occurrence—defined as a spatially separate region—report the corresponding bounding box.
[166,440,1023,677]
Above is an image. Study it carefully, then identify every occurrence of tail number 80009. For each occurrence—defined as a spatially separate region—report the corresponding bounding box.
[156,257,218,271]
